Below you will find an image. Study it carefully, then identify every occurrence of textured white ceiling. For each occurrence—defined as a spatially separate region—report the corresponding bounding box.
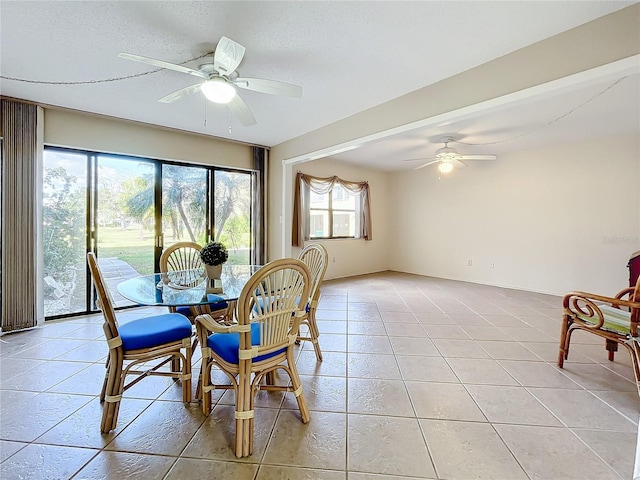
[0,1,634,154]
[331,72,640,171]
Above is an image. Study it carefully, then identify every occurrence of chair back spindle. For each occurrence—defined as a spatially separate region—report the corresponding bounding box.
[297,243,329,361]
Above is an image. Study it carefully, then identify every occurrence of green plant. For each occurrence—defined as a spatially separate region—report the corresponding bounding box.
[200,241,228,266]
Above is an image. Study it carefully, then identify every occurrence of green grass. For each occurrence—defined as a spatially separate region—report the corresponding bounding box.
[97,226,251,274]
[97,226,155,274]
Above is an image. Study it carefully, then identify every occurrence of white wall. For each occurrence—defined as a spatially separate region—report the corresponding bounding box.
[389,133,640,295]
[291,158,390,280]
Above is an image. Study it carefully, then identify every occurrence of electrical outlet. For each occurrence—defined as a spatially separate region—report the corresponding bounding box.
[490,261,495,268]
[332,256,336,263]
[467,259,472,267]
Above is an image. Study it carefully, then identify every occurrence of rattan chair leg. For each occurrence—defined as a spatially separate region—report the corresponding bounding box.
[235,361,252,457]
[557,315,571,368]
[288,350,310,423]
[234,418,244,458]
[312,341,323,362]
[100,354,110,402]
[201,360,212,415]
[101,350,124,433]
[265,371,276,385]
[195,370,202,401]
[171,356,181,373]
[627,340,640,397]
[308,311,323,362]
[606,339,618,361]
[248,377,258,457]
[181,347,192,403]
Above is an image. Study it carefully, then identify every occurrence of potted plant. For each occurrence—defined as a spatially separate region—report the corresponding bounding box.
[200,241,228,280]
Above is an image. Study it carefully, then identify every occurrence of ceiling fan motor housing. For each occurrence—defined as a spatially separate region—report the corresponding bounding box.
[435,146,461,159]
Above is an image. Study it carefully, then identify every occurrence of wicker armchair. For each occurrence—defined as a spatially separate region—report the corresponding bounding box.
[160,242,230,322]
[196,258,312,457]
[558,276,640,395]
[297,243,329,361]
[87,252,192,432]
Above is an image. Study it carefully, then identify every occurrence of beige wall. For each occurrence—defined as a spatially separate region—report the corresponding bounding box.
[290,158,390,280]
[388,133,640,295]
[44,108,253,169]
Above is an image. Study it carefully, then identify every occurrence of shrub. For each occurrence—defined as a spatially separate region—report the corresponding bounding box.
[200,241,228,266]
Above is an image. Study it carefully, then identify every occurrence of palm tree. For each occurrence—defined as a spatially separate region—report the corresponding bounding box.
[213,171,250,242]
[119,166,248,245]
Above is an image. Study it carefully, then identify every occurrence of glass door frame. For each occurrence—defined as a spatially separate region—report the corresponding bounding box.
[43,145,259,319]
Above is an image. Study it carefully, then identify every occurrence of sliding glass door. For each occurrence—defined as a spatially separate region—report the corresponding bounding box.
[42,147,258,318]
[42,149,89,317]
[162,164,209,249]
[214,170,253,264]
[94,155,157,307]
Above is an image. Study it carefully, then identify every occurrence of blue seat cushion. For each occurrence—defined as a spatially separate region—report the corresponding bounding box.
[176,294,228,317]
[207,323,286,364]
[119,313,193,351]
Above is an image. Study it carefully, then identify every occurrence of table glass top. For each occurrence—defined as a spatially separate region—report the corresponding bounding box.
[116,264,261,307]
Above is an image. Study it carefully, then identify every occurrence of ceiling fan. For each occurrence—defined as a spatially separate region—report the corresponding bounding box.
[118,36,303,127]
[403,136,497,173]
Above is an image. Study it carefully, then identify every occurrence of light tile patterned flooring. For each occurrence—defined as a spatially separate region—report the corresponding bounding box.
[1,271,639,479]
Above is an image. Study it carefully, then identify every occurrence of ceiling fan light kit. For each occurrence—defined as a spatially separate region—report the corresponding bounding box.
[438,161,454,174]
[402,135,497,173]
[201,78,236,104]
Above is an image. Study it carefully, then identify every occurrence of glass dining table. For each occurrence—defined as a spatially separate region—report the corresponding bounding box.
[116,264,262,311]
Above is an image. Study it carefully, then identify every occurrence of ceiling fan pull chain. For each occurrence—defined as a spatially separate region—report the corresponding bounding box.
[204,99,208,127]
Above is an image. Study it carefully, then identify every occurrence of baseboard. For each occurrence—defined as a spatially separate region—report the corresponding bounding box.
[325,269,563,298]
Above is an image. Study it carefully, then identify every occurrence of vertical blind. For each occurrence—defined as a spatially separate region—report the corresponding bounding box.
[1,99,41,332]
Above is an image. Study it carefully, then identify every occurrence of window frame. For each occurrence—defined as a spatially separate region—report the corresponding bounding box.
[42,145,261,320]
[307,183,360,240]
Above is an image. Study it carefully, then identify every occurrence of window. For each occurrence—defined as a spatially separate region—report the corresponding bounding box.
[292,172,372,246]
[308,184,358,239]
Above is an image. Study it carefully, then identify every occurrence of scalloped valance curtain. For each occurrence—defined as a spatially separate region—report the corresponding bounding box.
[292,171,372,247]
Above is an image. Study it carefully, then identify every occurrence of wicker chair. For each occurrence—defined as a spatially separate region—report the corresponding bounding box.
[297,243,329,361]
[558,275,640,396]
[196,258,312,457]
[87,252,192,433]
[160,242,230,322]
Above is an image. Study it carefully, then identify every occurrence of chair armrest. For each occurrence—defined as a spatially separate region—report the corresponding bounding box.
[196,313,235,335]
[563,291,640,331]
[564,291,640,310]
[195,313,234,348]
[615,286,636,302]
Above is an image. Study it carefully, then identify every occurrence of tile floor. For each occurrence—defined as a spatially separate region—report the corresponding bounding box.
[1,271,639,479]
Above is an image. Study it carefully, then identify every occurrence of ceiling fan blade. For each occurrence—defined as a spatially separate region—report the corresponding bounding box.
[228,95,256,126]
[214,36,246,75]
[234,77,303,97]
[118,53,207,79]
[451,159,467,168]
[458,154,497,161]
[403,156,437,162]
[414,160,440,170]
[158,83,203,103]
